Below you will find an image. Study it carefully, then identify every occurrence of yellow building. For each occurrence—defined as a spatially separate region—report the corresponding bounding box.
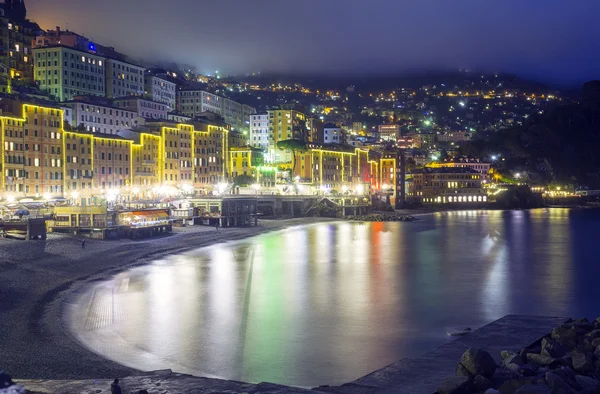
[0,99,64,197]
[63,130,93,200]
[294,144,373,191]
[229,146,264,179]
[267,109,307,163]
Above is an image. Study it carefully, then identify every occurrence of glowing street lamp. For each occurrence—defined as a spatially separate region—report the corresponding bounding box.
[341,185,349,193]
[355,184,364,195]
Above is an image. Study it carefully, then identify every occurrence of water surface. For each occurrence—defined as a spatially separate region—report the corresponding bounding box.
[68,209,600,387]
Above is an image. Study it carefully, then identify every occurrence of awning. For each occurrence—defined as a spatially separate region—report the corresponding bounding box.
[132,210,169,218]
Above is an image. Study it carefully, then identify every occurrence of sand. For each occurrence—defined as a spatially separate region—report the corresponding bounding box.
[0,218,332,380]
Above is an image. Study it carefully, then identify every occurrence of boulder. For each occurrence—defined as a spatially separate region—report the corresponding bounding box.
[595,345,600,360]
[455,362,473,379]
[436,376,474,394]
[473,375,493,391]
[571,350,593,374]
[501,350,517,360]
[591,337,600,348]
[575,375,600,393]
[498,378,537,393]
[545,371,576,394]
[552,326,578,347]
[484,390,501,394]
[584,329,600,340]
[526,353,555,366]
[490,367,515,388]
[514,384,552,394]
[502,354,524,367]
[540,337,567,358]
[461,348,496,378]
[0,371,14,388]
[518,364,537,377]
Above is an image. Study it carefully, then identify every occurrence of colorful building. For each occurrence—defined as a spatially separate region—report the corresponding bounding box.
[406,167,486,204]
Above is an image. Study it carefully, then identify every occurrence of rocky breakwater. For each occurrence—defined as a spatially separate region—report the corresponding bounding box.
[345,213,416,222]
[436,317,600,394]
[0,371,25,394]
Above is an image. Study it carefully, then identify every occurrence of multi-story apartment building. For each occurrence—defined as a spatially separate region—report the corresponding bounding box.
[0,97,232,201]
[267,109,308,163]
[323,123,342,144]
[249,113,268,150]
[177,87,255,133]
[436,131,472,143]
[229,147,263,178]
[378,124,401,142]
[33,45,106,101]
[62,96,138,134]
[118,129,161,189]
[0,1,41,87]
[63,130,93,200]
[427,157,491,180]
[144,73,177,111]
[113,96,167,120]
[306,117,323,144]
[0,98,64,196]
[105,58,145,98]
[294,145,373,191]
[92,134,131,191]
[406,167,486,204]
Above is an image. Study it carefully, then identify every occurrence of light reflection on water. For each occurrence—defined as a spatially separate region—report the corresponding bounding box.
[69,209,600,387]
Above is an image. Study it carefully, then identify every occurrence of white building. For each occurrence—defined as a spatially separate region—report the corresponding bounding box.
[62,97,138,134]
[177,88,255,133]
[33,45,106,101]
[113,96,168,120]
[249,113,268,150]
[144,74,177,111]
[378,124,401,142]
[105,58,145,98]
[323,123,342,144]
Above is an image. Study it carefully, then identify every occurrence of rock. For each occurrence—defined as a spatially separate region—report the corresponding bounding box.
[461,348,497,378]
[490,367,515,388]
[585,329,600,340]
[552,325,578,348]
[545,371,576,393]
[501,350,516,360]
[518,364,537,377]
[484,389,501,394]
[526,353,555,366]
[541,337,567,358]
[514,384,552,394]
[505,363,522,374]
[502,354,524,367]
[591,337,600,348]
[571,350,593,374]
[436,376,474,394]
[498,378,537,393]
[572,318,593,331]
[575,375,600,393]
[0,371,14,388]
[455,362,473,379]
[595,345,600,359]
[473,375,493,391]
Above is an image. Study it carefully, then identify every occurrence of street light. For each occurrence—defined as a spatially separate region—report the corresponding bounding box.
[356,184,364,195]
[251,183,260,195]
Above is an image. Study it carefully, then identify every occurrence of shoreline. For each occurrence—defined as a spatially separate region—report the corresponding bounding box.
[0,217,336,380]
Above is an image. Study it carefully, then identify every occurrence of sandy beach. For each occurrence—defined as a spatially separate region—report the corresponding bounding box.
[0,218,333,380]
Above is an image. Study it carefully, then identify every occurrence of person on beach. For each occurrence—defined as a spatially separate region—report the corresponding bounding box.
[110,378,122,394]
[81,240,86,250]
[215,222,219,232]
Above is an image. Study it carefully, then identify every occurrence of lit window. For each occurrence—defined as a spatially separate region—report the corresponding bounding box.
[99,60,103,67]
[34,158,40,167]
[15,44,19,52]
[82,56,86,62]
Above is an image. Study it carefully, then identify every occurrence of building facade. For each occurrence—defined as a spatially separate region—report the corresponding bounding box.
[33,45,106,101]
[144,74,176,110]
[378,124,401,142]
[427,157,491,180]
[177,88,255,133]
[407,167,486,204]
[323,123,342,144]
[105,58,145,98]
[267,109,308,163]
[249,113,268,150]
[62,96,138,134]
[0,7,40,85]
[113,96,168,120]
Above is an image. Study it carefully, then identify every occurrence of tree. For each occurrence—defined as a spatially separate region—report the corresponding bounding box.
[276,139,308,171]
[233,175,255,187]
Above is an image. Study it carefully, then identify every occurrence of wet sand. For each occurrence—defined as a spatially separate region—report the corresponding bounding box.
[0,218,333,380]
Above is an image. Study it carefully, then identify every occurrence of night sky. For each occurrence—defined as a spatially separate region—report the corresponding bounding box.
[27,0,600,85]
